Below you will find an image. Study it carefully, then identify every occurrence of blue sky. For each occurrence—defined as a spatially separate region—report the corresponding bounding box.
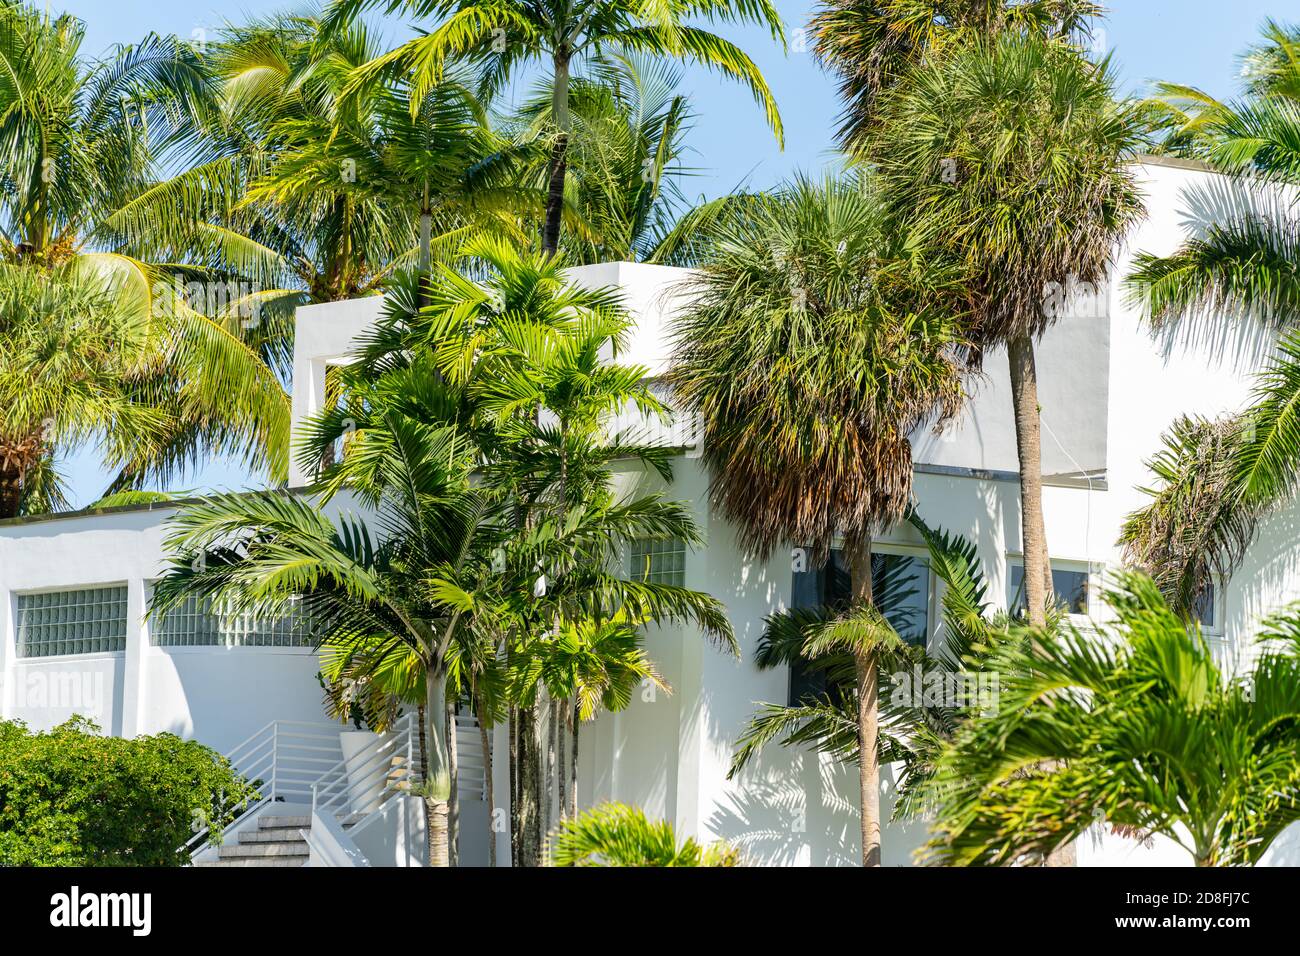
[52,0,1297,505]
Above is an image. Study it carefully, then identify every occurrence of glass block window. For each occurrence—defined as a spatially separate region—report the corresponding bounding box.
[17,587,129,657]
[152,594,312,648]
[628,537,686,587]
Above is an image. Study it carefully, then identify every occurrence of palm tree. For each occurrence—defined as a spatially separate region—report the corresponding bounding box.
[0,265,166,516]
[872,32,1147,629]
[551,802,740,866]
[153,416,503,867]
[1125,23,1300,580]
[0,3,291,500]
[296,240,735,865]
[920,572,1300,867]
[505,53,696,263]
[325,0,784,254]
[810,0,1101,152]
[670,173,966,866]
[537,611,666,822]
[113,12,525,301]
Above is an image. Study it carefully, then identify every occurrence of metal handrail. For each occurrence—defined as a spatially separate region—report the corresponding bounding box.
[312,713,421,821]
[190,712,487,863]
[186,719,343,861]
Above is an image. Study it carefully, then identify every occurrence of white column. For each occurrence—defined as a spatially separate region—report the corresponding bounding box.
[0,590,13,720]
[119,578,148,737]
[288,357,329,487]
[490,721,512,866]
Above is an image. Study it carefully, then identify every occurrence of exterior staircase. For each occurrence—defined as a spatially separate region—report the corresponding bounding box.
[196,814,313,867]
[189,712,482,866]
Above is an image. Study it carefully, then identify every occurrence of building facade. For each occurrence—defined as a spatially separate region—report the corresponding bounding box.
[2,157,1297,866]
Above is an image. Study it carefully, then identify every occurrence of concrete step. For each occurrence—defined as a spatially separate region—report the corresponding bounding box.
[219,841,309,859]
[240,827,307,843]
[197,856,308,867]
[259,814,310,829]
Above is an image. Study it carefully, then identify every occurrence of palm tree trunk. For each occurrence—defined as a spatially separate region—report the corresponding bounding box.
[557,700,568,821]
[1008,334,1053,627]
[446,695,459,867]
[418,178,432,274]
[417,702,428,779]
[848,537,882,868]
[546,697,558,834]
[541,53,571,256]
[1008,336,1074,867]
[515,701,542,866]
[424,671,452,867]
[476,698,496,867]
[508,705,520,865]
[569,703,579,820]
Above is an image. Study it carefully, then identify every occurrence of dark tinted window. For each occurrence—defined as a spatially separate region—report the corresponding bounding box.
[1009,565,1089,616]
[788,549,929,705]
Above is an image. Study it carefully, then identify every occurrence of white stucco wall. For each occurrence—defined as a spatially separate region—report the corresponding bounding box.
[0,503,326,751]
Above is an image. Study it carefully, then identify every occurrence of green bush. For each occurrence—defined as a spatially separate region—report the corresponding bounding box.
[0,717,259,866]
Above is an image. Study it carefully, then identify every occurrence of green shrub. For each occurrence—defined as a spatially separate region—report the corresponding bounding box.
[0,717,259,866]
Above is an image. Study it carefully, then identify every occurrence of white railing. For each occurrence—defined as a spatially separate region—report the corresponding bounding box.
[309,712,487,822]
[185,720,342,857]
[188,711,487,863]
[312,712,422,823]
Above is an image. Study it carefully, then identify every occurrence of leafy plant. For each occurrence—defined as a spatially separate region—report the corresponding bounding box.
[551,802,740,866]
[327,0,783,255]
[0,717,257,866]
[873,29,1148,628]
[920,572,1300,867]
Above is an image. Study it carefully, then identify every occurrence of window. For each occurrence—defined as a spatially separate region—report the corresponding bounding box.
[628,537,686,587]
[788,548,930,705]
[17,587,128,658]
[1194,581,1222,636]
[1008,563,1091,617]
[152,593,312,648]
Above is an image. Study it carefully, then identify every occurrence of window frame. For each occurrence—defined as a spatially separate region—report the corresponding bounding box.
[786,541,936,707]
[869,543,937,651]
[14,583,130,659]
[1194,577,1225,639]
[1005,556,1097,621]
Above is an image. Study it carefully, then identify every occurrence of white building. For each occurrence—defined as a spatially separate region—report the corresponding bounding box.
[2,156,1297,866]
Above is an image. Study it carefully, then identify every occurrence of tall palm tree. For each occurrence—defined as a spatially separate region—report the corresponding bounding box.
[0,2,290,500]
[670,173,966,866]
[153,416,500,867]
[112,12,523,303]
[296,241,735,865]
[920,572,1300,867]
[325,0,784,254]
[872,32,1147,629]
[810,0,1101,152]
